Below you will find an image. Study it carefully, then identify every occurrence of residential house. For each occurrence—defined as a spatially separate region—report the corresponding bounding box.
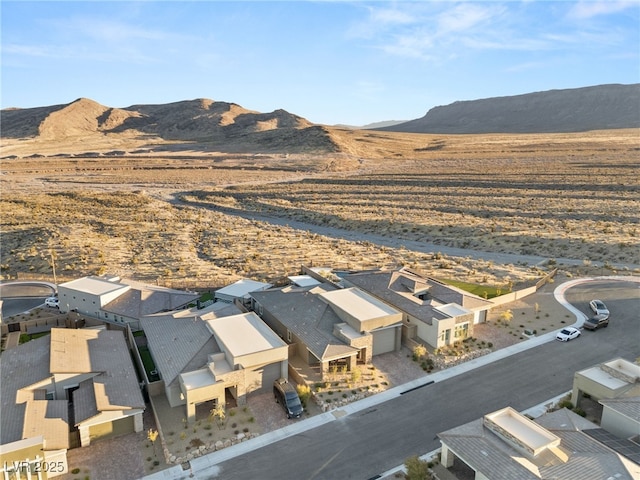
[438,406,640,479]
[140,302,288,424]
[0,327,145,478]
[57,275,199,328]
[571,358,640,441]
[342,268,493,348]
[250,283,402,377]
[572,358,640,406]
[213,278,272,306]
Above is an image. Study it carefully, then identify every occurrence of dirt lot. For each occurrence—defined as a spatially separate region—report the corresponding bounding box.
[2,129,639,293]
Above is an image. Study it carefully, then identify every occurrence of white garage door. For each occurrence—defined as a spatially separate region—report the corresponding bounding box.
[372,327,397,356]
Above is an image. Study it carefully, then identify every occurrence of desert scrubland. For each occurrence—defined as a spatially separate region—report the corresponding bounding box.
[1,128,638,289]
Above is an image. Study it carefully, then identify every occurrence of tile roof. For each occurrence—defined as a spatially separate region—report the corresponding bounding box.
[343,268,492,324]
[251,286,359,361]
[2,328,143,450]
[584,428,640,465]
[140,302,242,386]
[1,336,51,444]
[439,408,635,480]
[74,378,99,423]
[599,396,640,423]
[22,400,69,450]
[50,329,145,411]
[102,282,199,318]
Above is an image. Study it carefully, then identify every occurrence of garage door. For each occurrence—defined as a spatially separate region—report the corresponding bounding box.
[89,415,134,442]
[372,327,397,356]
[245,362,283,394]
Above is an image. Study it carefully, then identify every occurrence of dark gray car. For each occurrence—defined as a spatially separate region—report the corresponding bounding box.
[273,378,303,419]
[583,314,609,330]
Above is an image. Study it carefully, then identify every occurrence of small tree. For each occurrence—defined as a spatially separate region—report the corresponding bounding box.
[413,344,427,361]
[351,366,362,384]
[297,384,311,409]
[499,309,513,324]
[209,403,226,429]
[404,455,432,480]
[147,428,159,457]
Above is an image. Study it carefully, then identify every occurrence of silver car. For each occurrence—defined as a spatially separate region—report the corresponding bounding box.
[589,299,609,318]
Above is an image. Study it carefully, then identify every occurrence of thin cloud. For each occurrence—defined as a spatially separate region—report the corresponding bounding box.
[567,1,637,19]
[2,44,52,57]
[50,16,170,44]
[436,3,499,33]
[352,1,635,62]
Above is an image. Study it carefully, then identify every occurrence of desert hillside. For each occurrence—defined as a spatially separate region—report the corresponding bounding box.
[0,97,339,156]
[380,84,640,134]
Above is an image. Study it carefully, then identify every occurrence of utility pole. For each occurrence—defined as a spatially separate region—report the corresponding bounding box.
[50,249,58,286]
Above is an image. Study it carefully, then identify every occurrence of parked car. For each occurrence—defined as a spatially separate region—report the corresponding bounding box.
[45,296,59,308]
[589,299,609,318]
[273,378,303,419]
[583,314,609,331]
[556,327,581,342]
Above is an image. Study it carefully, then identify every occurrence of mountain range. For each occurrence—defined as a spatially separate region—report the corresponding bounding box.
[379,84,640,134]
[1,84,638,157]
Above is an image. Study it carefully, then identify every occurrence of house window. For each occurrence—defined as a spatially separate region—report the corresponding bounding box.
[454,323,469,339]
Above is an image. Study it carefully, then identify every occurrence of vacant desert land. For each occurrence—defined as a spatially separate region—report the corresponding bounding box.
[1,129,638,289]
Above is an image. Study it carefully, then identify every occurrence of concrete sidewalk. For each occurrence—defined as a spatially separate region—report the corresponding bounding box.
[140,276,640,480]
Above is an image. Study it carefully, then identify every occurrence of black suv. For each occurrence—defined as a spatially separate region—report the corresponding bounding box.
[273,378,303,419]
[583,314,609,331]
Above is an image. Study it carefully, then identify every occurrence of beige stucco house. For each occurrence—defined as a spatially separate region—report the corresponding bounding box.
[57,275,199,328]
[250,283,402,377]
[342,268,493,348]
[140,304,288,424]
[571,358,640,442]
[0,327,145,478]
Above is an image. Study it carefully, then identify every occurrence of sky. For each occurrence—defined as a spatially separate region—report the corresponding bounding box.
[2,1,639,126]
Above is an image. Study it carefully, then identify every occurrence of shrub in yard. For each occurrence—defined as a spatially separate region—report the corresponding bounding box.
[404,455,433,480]
[297,384,311,408]
[412,344,427,360]
[572,407,586,417]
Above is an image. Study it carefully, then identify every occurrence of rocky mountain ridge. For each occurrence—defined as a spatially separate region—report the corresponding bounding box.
[1,97,338,154]
[378,84,640,134]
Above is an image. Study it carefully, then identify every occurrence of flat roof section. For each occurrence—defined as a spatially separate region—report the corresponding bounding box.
[320,287,400,320]
[436,303,470,318]
[602,358,640,383]
[180,368,216,390]
[288,275,322,288]
[215,279,272,299]
[579,366,630,390]
[59,276,129,296]
[206,312,286,359]
[484,407,560,456]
